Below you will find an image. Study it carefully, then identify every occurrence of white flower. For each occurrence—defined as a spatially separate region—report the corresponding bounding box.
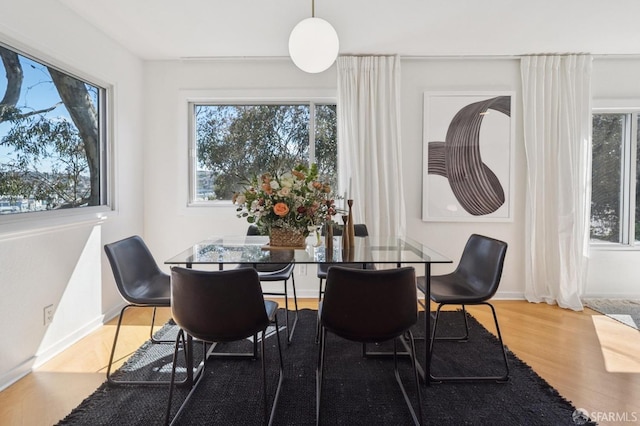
[278,187,291,197]
[270,180,280,190]
[280,173,294,188]
[236,194,246,205]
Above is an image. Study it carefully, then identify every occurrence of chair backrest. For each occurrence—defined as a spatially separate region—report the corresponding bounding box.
[104,235,167,304]
[455,234,508,299]
[321,266,417,343]
[170,267,270,342]
[247,224,262,236]
[323,223,369,237]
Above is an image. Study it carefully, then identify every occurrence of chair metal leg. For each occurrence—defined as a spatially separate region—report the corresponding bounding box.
[168,319,284,426]
[208,334,259,359]
[105,304,128,384]
[150,307,174,344]
[165,329,186,426]
[263,275,299,344]
[487,302,510,381]
[432,304,470,342]
[166,335,210,426]
[460,305,470,339]
[274,318,285,372]
[429,302,509,382]
[261,332,268,424]
[254,333,259,358]
[107,304,185,386]
[315,311,321,345]
[408,331,424,425]
[318,278,324,303]
[393,332,423,426]
[315,278,324,344]
[316,327,327,426]
[318,330,422,425]
[268,316,285,426]
[284,275,299,344]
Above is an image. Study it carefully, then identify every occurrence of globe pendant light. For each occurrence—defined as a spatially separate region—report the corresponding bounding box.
[288,0,339,73]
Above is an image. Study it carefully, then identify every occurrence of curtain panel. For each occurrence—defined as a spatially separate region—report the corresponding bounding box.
[336,55,406,237]
[520,54,593,311]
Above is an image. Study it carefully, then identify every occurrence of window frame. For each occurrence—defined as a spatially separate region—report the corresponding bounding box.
[591,101,640,249]
[187,99,337,207]
[0,41,112,236]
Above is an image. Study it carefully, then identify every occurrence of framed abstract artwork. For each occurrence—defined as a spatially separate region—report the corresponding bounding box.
[422,91,515,222]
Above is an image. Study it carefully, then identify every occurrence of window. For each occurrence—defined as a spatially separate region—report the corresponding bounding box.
[0,44,107,216]
[591,111,640,245]
[190,102,337,204]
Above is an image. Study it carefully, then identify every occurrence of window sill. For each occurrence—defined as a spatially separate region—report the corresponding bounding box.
[589,243,640,252]
[188,200,234,207]
[0,206,113,241]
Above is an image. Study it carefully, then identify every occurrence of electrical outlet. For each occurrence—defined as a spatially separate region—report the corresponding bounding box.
[299,264,307,275]
[43,304,54,326]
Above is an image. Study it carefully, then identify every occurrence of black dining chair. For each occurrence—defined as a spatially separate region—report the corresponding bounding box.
[417,234,509,382]
[316,223,374,303]
[238,224,298,344]
[314,223,375,343]
[165,267,284,426]
[104,235,179,386]
[317,266,423,425]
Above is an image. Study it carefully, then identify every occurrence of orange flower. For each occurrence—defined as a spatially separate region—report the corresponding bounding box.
[273,202,290,217]
[262,183,273,194]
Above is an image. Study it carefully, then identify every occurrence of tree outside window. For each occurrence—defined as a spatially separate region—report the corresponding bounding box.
[591,112,640,244]
[192,103,337,202]
[0,44,106,215]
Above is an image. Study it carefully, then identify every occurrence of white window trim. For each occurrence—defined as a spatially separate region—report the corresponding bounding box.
[0,206,112,241]
[0,43,115,237]
[591,99,640,250]
[177,89,336,215]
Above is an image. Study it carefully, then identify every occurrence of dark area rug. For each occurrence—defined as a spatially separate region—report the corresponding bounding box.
[57,309,590,425]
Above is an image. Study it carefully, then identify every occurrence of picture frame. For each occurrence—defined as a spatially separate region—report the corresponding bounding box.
[422,91,515,222]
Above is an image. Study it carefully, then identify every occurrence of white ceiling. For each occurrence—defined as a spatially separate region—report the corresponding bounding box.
[58,0,640,60]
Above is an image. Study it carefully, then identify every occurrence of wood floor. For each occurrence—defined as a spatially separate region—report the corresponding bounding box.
[1,300,639,426]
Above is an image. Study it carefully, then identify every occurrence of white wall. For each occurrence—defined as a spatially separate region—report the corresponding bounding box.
[0,1,145,390]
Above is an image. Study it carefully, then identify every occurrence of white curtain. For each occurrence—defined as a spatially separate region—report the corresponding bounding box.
[520,54,593,311]
[336,55,406,237]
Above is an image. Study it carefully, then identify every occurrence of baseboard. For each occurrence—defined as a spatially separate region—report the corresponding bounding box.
[0,357,35,392]
[32,315,105,369]
[583,293,640,299]
[102,302,126,324]
[493,291,526,300]
[1,315,107,391]
[292,289,526,300]
[294,289,322,299]
[0,305,126,392]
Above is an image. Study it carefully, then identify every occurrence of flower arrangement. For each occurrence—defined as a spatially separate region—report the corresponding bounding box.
[233,163,337,239]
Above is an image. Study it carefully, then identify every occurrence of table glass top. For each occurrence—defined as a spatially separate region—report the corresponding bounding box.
[164,235,451,265]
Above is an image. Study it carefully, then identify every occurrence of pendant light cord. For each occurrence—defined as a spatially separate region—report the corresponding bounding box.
[311,0,315,17]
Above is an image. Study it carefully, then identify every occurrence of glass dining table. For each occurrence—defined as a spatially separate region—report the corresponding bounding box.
[164,234,452,383]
